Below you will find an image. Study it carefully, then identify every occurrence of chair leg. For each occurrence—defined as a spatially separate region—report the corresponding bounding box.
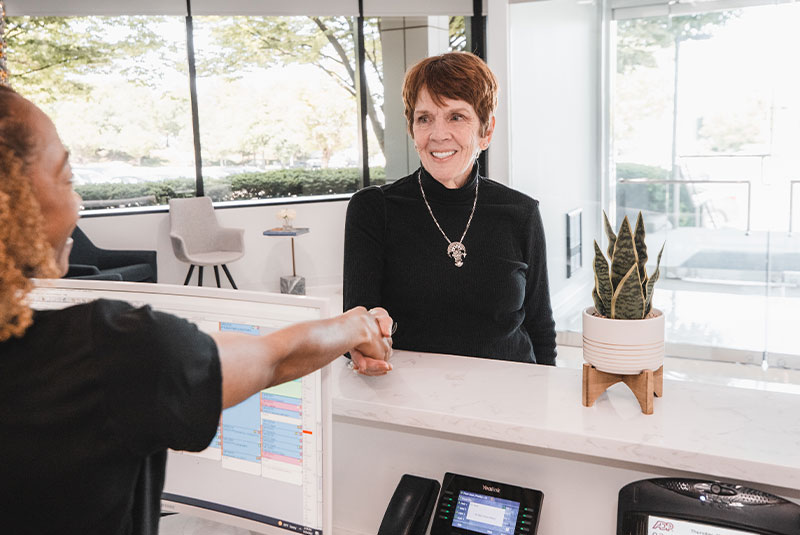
[214,266,221,288]
[221,264,238,290]
[198,266,204,287]
[183,265,195,286]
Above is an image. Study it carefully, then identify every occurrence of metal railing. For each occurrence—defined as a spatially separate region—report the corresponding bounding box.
[679,153,770,178]
[617,178,752,234]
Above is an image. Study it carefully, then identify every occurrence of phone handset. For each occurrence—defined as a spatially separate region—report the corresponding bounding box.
[378,474,441,535]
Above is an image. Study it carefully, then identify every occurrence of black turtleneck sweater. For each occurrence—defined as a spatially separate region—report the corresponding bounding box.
[344,165,557,365]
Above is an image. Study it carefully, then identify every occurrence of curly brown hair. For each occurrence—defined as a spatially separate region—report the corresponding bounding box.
[0,86,59,342]
[402,52,498,138]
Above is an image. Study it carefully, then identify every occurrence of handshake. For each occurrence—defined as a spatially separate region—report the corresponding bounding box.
[345,306,395,377]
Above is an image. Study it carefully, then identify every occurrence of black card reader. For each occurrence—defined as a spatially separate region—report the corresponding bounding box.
[617,478,800,535]
[430,473,543,535]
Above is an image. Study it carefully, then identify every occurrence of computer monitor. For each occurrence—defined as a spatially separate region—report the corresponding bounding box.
[28,279,333,535]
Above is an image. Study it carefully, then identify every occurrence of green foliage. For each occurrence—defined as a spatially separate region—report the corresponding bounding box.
[592,211,664,320]
[616,13,739,74]
[592,241,613,315]
[616,162,696,227]
[449,17,467,51]
[74,168,387,209]
[205,16,386,154]
[616,162,669,181]
[75,178,194,206]
[5,17,104,100]
[5,16,170,103]
[5,16,376,170]
[202,15,467,159]
[227,167,385,200]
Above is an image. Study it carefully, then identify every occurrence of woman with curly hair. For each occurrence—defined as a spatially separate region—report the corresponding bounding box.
[0,88,71,342]
[0,87,394,534]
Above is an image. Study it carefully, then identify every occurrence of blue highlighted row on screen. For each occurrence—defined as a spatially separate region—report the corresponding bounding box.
[219,322,260,335]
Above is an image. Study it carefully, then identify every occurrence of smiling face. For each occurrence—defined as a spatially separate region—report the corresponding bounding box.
[412,87,494,189]
[21,99,81,275]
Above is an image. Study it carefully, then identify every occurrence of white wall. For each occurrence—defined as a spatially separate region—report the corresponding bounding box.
[508,0,602,306]
[486,0,511,185]
[77,200,349,293]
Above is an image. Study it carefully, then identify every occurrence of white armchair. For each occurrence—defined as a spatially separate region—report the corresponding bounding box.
[169,197,245,288]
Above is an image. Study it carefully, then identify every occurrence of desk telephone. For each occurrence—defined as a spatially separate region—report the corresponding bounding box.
[378,473,544,535]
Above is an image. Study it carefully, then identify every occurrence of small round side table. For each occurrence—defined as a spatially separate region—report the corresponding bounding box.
[262,227,310,295]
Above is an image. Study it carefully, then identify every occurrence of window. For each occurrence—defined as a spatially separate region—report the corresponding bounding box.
[6,16,195,209]
[612,4,800,367]
[5,11,478,209]
[193,16,362,201]
[364,16,470,183]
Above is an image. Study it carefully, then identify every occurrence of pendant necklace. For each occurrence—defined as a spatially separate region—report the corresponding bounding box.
[418,167,478,268]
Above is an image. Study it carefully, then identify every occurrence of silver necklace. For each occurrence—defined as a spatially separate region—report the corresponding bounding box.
[417,167,478,268]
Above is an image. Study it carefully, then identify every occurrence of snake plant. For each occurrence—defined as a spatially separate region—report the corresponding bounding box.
[592,211,665,320]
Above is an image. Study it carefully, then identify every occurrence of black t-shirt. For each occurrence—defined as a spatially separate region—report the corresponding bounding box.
[344,166,557,364]
[0,299,222,534]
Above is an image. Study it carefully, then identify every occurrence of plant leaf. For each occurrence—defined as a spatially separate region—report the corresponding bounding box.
[610,216,638,292]
[611,263,645,319]
[633,211,648,283]
[592,240,612,316]
[603,211,617,260]
[592,287,605,317]
[645,242,665,315]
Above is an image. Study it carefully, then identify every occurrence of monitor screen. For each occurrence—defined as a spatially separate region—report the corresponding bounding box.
[452,490,521,535]
[646,516,757,535]
[28,279,333,535]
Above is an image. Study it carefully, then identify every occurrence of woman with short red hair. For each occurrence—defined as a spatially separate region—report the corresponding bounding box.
[344,52,556,365]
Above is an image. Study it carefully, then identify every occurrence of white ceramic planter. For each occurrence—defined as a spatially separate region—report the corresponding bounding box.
[582,307,665,375]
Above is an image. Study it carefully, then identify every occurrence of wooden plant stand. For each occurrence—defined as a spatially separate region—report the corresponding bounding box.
[582,363,663,415]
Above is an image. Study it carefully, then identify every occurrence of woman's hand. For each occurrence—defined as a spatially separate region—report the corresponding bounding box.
[348,307,394,376]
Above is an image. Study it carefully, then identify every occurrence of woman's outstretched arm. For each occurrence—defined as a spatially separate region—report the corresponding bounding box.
[213,306,393,409]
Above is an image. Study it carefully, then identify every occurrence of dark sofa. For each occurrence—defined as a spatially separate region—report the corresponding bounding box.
[65,226,157,282]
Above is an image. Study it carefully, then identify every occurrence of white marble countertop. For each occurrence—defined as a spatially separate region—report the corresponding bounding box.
[331,350,800,491]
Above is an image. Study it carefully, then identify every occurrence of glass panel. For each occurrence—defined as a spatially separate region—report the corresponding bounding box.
[6,16,194,210]
[613,5,800,365]
[365,16,469,185]
[192,16,361,201]
[766,230,800,370]
[764,4,800,371]
[363,17,387,185]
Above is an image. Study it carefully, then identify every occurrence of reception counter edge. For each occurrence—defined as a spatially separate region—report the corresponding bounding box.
[331,350,800,493]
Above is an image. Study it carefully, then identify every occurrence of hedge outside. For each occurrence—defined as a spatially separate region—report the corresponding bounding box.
[74,167,388,209]
[616,162,695,227]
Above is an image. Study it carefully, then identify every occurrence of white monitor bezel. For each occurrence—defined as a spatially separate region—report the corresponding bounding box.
[30,279,333,535]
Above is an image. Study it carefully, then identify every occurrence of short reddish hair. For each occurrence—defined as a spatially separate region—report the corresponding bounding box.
[402,52,498,138]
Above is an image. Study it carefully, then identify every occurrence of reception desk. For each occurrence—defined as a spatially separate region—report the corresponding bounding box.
[330,351,800,534]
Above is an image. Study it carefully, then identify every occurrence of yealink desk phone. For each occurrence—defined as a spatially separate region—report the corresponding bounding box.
[378,472,543,535]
